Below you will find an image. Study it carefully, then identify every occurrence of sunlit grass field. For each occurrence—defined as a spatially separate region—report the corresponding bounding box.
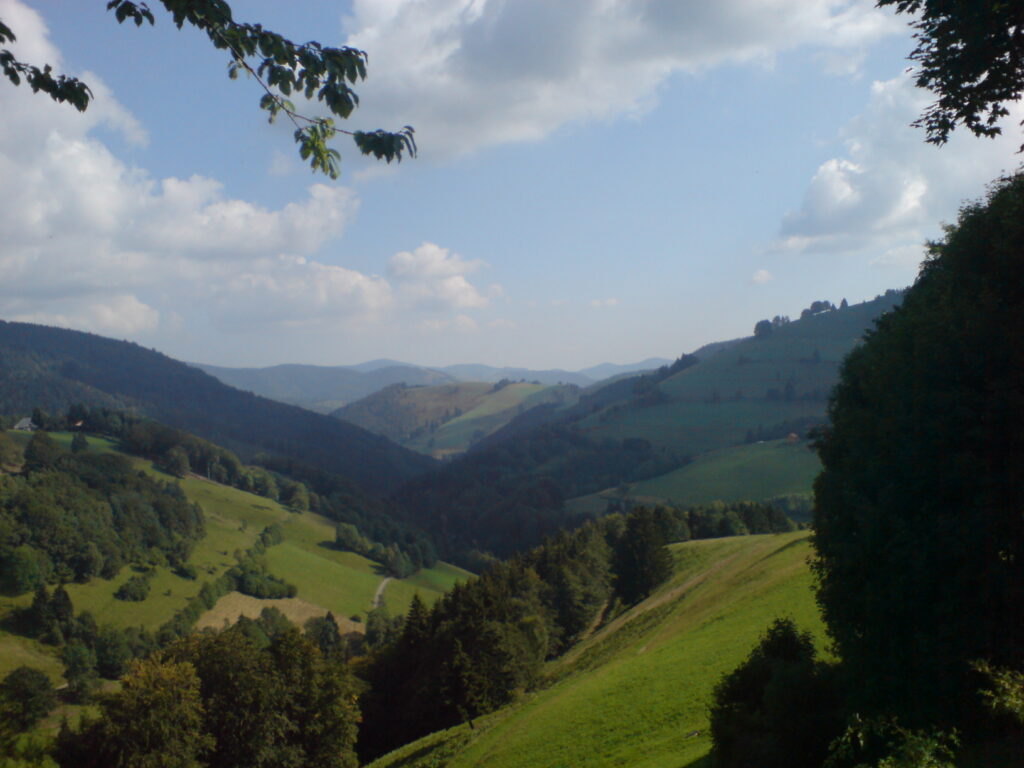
[568,438,821,514]
[0,430,469,682]
[370,531,823,768]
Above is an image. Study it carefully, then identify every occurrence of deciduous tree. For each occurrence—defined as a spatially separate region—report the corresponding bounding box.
[0,1,415,178]
[879,1,1024,150]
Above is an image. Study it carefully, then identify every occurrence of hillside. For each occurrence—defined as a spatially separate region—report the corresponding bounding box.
[335,381,581,458]
[0,321,437,496]
[369,531,822,768]
[573,292,904,457]
[567,438,821,515]
[193,362,457,413]
[0,431,469,685]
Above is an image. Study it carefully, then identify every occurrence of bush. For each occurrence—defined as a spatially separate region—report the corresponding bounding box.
[174,563,198,580]
[709,618,843,768]
[114,575,150,602]
[0,666,57,730]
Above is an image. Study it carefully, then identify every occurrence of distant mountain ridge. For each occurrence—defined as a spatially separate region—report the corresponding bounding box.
[192,362,457,413]
[196,357,675,411]
[0,321,436,496]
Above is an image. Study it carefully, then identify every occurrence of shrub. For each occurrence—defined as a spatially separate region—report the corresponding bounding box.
[114,575,150,602]
[709,618,843,768]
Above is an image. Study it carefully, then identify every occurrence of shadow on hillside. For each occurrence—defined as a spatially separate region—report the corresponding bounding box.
[752,533,808,567]
[681,754,712,768]
[315,540,389,576]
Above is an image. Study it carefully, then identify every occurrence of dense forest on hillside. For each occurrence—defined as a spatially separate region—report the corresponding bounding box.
[0,322,436,496]
[0,432,204,594]
[9,406,439,579]
[392,424,687,560]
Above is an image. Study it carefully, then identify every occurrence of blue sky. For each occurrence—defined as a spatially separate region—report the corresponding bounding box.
[1,0,1020,369]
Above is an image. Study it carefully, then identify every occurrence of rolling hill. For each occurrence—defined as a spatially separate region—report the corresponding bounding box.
[368,531,823,768]
[192,362,458,413]
[572,291,905,458]
[566,438,821,516]
[334,381,581,458]
[0,321,437,496]
[0,431,469,685]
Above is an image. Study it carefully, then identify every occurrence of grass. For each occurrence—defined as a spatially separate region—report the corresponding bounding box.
[369,531,824,768]
[568,438,821,514]
[413,383,554,455]
[576,294,901,458]
[579,397,824,455]
[195,592,364,634]
[0,431,470,678]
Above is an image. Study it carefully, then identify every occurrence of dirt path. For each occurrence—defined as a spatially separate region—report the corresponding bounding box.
[373,576,392,608]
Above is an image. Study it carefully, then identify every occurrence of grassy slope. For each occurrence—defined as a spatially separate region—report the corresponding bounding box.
[567,438,821,514]
[423,383,552,454]
[577,294,901,457]
[337,382,568,459]
[370,531,823,768]
[0,431,469,681]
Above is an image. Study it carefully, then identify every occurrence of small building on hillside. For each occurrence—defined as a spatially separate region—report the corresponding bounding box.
[13,417,37,432]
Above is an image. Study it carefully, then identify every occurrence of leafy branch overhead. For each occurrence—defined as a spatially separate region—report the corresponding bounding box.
[878,0,1024,151]
[0,0,415,179]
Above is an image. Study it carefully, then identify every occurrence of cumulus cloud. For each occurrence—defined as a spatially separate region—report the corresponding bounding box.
[342,0,900,157]
[388,242,496,311]
[777,71,1024,265]
[0,0,500,342]
[752,269,773,284]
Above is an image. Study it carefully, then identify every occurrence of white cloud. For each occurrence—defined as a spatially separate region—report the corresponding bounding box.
[342,0,900,158]
[388,242,495,310]
[777,71,1024,265]
[589,297,621,309]
[8,294,159,335]
[0,0,497,342]
[752,269,773,284]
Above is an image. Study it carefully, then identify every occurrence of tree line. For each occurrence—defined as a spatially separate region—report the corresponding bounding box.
[357,501,796,760]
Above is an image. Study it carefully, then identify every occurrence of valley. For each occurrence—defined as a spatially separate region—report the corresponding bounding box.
[0,431,467,685]
[368,531,823,768]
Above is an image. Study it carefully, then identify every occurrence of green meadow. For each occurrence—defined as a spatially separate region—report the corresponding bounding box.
[0,431,469,682]
[412,382,557,455]
[370,531,823,768]
[568,438,821,514]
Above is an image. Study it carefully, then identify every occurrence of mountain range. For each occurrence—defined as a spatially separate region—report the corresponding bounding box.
[194,357,675,412]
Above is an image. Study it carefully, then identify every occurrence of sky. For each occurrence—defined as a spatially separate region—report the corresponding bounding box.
[0,0,1021,370]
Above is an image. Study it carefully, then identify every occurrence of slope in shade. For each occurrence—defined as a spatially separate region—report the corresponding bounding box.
[0,321,436,496]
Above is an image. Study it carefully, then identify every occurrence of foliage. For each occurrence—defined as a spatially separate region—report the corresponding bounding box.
[61,642,99,703]
[974,661,1024,724]
[113,573,151,602]
[0,448,204,593]
[359,506,675,760]
[824,716,958,768]
[0,666,56,731]
[2,1,415,178]
[394,424,682,560]
[709,618,843,768]
[58,625,360,768]
[611,507,672,604]
[812,174,1024,726]
[0,322,437,497]
[0,19,90,110]
[69,433,88,454]
[58,656,212,768]
[878,0,1024,150]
